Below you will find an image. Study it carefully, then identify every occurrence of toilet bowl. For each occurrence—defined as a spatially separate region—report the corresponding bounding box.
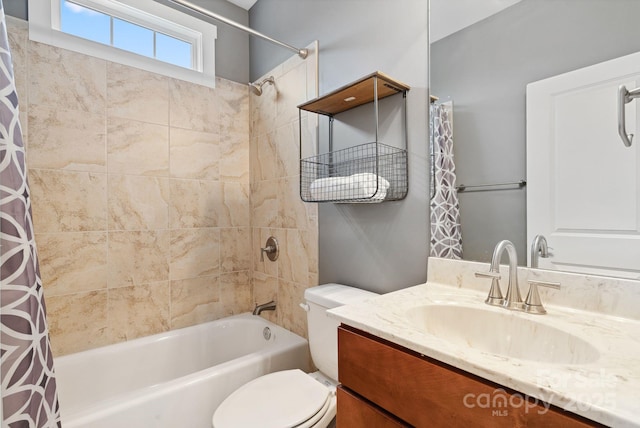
[212,284,378,428]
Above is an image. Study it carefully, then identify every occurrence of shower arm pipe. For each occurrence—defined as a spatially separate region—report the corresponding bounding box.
[166,0,308,59]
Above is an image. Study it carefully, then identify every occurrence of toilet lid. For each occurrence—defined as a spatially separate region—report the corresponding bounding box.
[213,369,331,428]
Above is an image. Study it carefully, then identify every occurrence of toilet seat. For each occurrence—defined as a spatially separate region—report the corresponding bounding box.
[212,369,334,428]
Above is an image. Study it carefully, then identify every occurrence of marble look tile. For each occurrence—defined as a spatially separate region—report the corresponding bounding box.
[275,121,300,178]
[280,51,305,77]
[278,177,308,230]
[169,179,221,228]
[108,175,170,230]
[219,130,249,183]
[308,271,319,288]
[275,63,307,128]
[27,105,106,172]
[305,226,319,276]
[46,290,109,356]
[300,115,318,160]
[278,279,307,339]
[215,77,245,93]
[306,202,318,230]
[29,41,106,114]
[169,79,219,133]
[252,228,279,278]
[170,128,219,180]
[170,275,220,329]
[250,180,279,228]
[278,229,309,284]
[107,62,169,125]
[7,18,28,110]
[107,118,169,176]
[29,169,107,233]
[170,228,220,280]
[252,271,278,324]
[218,182,250,227]
[218,77,249,133]
[305,41,319,101]
[108,230,170,288]
[219,77,249,184]
[220,227,251,272]
[250,131,277,181]
[107,282,170,343]
[249,79,278,138]
[37,232,107,296]
[220,271,252,316]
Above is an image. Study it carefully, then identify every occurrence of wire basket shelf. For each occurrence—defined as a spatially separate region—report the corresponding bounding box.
[300,142,408,203]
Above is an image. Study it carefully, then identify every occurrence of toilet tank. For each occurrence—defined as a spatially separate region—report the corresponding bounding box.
[303,284,378,382]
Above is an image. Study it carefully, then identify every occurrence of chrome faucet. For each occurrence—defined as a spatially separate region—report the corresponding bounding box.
[530,234,548,268]
[475,240,523,310]
[476,239,561,314]
[253,300,276,316]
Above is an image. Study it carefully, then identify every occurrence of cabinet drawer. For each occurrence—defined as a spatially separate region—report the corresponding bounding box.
[338,325,601,428]
[337,386,409,428]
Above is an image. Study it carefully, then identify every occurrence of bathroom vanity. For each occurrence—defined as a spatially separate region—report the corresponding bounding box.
[329,258,640,427]
[337,326,598,427]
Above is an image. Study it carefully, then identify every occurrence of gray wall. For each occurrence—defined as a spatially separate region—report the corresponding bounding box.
[5,0,249,83]
[431,0,640,264]
[250,0,429,293]
[5,0,26,19]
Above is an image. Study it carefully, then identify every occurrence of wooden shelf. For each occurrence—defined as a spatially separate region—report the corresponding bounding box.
[297,71,410,116]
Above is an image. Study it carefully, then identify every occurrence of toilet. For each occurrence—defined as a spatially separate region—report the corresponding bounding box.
[212,284,378,428]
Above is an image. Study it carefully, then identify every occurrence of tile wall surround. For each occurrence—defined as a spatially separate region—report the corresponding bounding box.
[7,17,261,356]
[250,42,320,340]
[428,257,640,321]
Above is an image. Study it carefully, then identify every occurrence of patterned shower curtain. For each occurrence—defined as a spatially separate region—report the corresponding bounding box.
[429,102,463,259]
[0,1,62,426]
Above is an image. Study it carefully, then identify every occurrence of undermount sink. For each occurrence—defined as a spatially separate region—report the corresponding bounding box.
[406,303,600,365]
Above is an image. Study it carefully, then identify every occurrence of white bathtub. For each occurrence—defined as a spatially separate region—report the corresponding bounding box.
[54,313,310,428]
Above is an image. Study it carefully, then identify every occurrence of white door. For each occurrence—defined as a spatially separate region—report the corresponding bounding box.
[527,50,640,279]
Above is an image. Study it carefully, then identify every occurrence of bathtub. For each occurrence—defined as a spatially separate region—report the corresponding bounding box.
[54,313,310,428]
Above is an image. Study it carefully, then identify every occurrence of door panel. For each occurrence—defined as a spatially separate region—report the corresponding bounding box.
[527,50,640,278]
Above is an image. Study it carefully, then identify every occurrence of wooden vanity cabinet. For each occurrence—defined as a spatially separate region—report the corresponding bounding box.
[337,325,604,428]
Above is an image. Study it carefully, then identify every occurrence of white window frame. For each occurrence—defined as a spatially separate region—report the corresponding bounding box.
[28,0,217,88]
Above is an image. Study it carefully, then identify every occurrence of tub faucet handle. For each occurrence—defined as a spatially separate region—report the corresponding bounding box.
[260,236,279,262]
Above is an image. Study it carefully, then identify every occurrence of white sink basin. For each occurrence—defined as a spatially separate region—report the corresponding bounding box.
[406,304,600,365]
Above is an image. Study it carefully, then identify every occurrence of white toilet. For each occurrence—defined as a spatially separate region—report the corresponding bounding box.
[212,284,378,428]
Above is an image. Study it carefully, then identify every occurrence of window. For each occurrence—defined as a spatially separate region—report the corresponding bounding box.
[28,0,217,88]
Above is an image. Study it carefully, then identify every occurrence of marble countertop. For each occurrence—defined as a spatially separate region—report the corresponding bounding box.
[328,281,640,427]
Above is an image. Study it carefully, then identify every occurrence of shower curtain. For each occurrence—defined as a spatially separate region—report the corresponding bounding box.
[429,102,463,259]
[0,1,61,426]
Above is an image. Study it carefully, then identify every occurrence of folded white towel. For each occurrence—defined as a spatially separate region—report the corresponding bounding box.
[309,173,390,202]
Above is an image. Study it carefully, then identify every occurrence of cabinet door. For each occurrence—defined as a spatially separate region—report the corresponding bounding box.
[338,326,602,428]
[337,387,409,428]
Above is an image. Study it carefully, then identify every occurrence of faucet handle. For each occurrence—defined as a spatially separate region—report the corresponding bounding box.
[260,236,279,262]
[523,280,561,315]
[475,271,504,306]
[527,279,561,290]
[475,271,501,280]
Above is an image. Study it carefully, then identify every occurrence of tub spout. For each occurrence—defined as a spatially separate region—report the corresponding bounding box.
[253,300,276,316]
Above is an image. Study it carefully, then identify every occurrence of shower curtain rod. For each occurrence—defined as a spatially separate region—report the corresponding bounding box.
[166,0,308,59]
